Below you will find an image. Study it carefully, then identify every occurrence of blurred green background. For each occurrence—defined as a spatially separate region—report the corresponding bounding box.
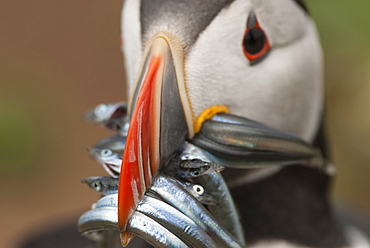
[0,1,369,247]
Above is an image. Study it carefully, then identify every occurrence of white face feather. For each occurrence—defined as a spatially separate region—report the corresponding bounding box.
[122,0,323,142]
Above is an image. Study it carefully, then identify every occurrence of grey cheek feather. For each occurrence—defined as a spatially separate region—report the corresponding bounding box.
[140,0,234,51]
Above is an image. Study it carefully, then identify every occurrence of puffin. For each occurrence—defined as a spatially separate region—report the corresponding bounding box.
[19,0,370,247]
[116,0,370,247]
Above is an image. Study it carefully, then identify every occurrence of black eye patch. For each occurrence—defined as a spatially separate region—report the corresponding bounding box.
[242,12,271,65]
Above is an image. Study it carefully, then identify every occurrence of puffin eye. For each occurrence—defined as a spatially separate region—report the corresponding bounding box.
[242,12,271,65]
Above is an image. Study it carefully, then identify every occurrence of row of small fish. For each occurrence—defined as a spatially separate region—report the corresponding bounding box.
[88,136,225,179]
[83,102,226,209]
[85,102,128,177]
[82,176,216,205]
[82,102,324,247]
[78,174,246,248]
[82,101,241,246]
[83,102,325,247]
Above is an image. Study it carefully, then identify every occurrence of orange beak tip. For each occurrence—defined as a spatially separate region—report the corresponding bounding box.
[120,232,135,247]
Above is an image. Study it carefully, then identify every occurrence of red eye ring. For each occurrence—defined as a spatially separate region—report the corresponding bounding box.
[242,12,271,65]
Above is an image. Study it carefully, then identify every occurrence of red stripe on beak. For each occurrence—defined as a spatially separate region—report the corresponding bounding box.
[118,35,194,245]
[118,56,162,231]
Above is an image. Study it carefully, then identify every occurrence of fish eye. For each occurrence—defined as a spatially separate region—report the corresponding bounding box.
[190,169,201,177]
[192,185,204,196]
[101,149,113,157]
[242,11,270,65]
[93,181,102,191]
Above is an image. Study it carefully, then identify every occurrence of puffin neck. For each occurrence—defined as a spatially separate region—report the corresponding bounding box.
[231,165,348,247]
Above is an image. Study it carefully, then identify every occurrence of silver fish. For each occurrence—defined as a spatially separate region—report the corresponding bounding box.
[85,101,127,124]
[93,134,126,155]
[127,212,189,248]
[179,181,216,205]
[137,195,217,248]
[78,193,217,247]
[177,159,224,178]
[81,176,118,195]
[150,174,244,248]
[88,148,122,178]
[193,172,246,245]
[177,142,246,244]
[85,102,128,133]
[191,113,324,169]
[78,204,118,233]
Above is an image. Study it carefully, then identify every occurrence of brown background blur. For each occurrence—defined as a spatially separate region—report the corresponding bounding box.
[1,1,369,247]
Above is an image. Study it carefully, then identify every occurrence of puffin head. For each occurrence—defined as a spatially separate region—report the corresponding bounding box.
[118,0,323,238]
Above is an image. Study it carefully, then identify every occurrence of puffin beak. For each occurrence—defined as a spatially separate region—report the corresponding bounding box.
[118,34,194,242]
